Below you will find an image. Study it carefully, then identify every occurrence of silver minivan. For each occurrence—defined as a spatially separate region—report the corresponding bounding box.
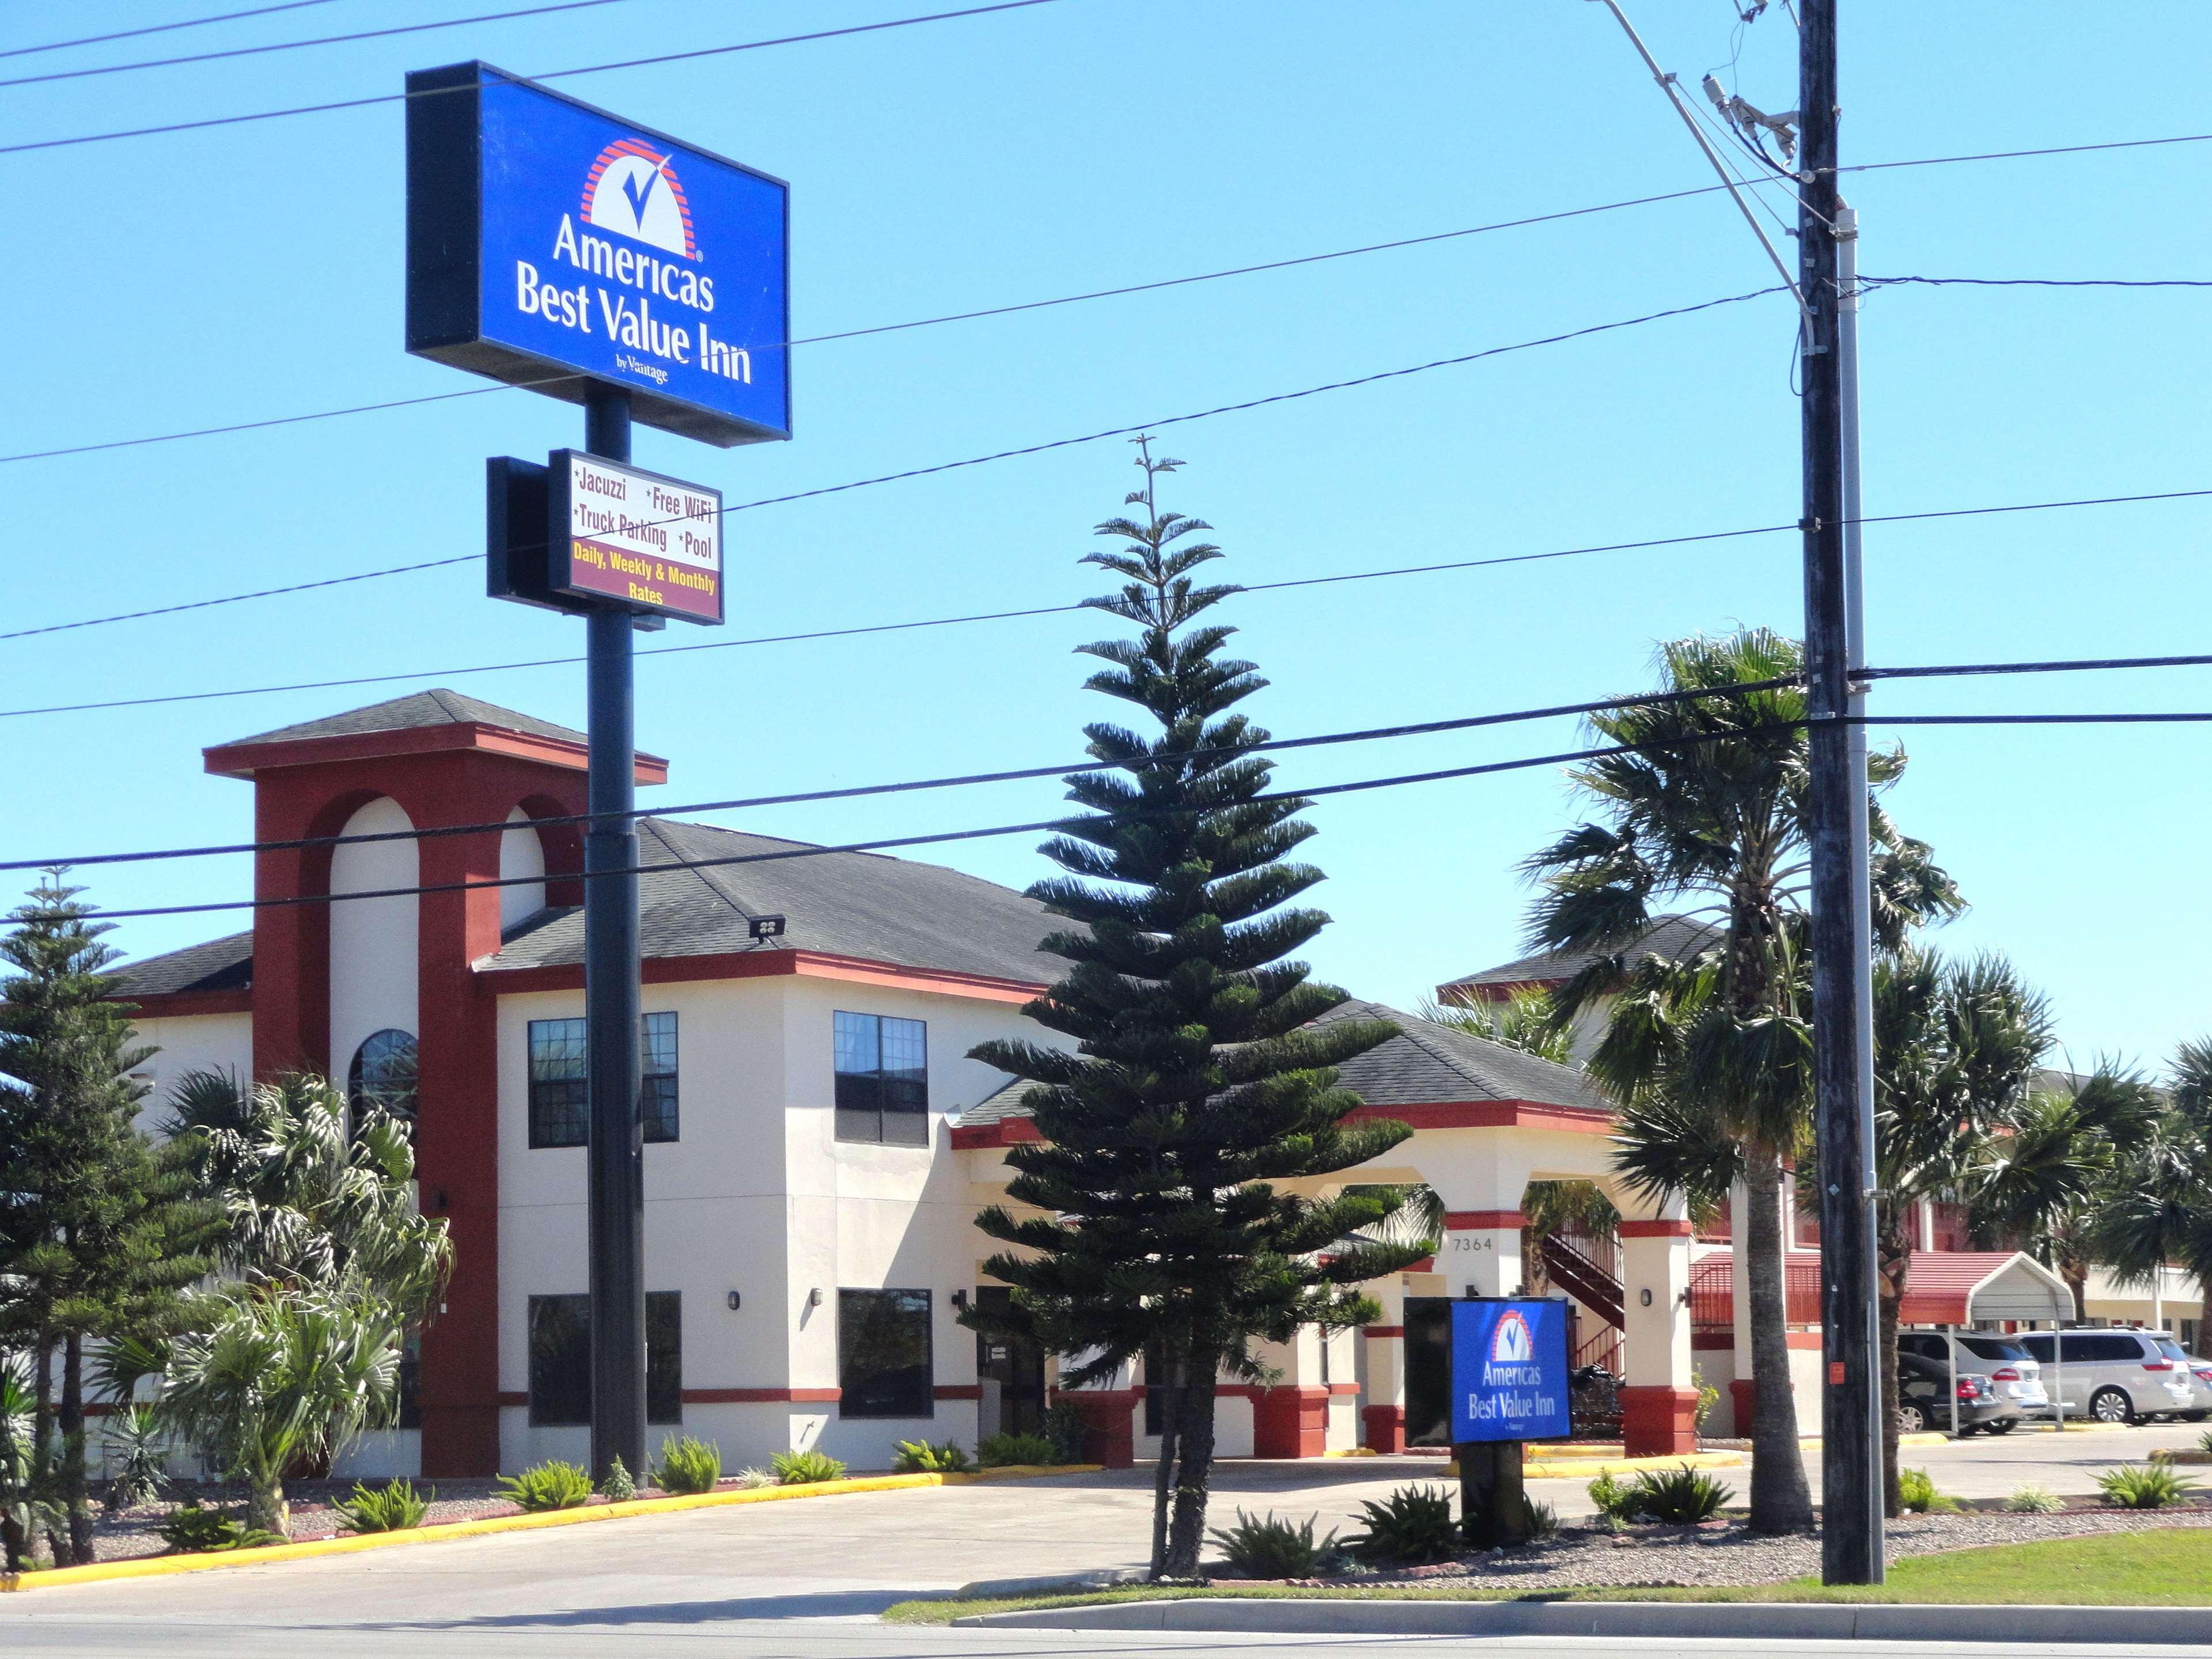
[2019,1328,2201,1423]
[1896,1330,2048,1429]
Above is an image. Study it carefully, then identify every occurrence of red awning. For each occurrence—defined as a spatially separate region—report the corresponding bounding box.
[1896,1251,2072,1326]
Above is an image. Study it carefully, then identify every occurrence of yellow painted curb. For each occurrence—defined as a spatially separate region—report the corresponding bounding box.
[2150,1448,2212,1464]
[1520,1452,1744,1480]
[1323,1447,1380,1458]
[0,1463,1104,1594]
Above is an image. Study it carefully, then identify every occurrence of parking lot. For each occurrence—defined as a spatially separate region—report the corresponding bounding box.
[0,1424,2193,1653]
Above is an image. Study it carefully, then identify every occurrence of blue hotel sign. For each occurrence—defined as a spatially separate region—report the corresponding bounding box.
[406,62,790,447]
[1450,1298,1572,1443]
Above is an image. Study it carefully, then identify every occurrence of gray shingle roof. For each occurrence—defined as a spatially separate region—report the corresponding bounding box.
[951,997,1611,1130]
[1439,914,1722,997]
[1320,999,1613,1113]
[221,689,588,750]
[482,816,1067,984]
[109,931,254,998]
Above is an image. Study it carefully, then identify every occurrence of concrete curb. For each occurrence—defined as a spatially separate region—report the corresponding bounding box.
[958,1595,2212,1645]
[0,1463,1102,1595]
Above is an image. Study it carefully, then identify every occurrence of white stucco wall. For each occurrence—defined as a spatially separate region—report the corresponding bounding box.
[126,1012,252,1131]
[329,796,419,1094]
[498,808,547,933]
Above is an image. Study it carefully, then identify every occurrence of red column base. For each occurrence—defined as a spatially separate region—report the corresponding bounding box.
[1619,1385,1701,1457]
[1065,1391,1139,1468]
[1361,1404,1406,1454]
[1251,1385,1328,1459]
[1729,1378,1758,1441]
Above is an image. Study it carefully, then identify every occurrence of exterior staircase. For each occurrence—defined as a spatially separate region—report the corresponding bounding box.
[1540,1232,1626,1331]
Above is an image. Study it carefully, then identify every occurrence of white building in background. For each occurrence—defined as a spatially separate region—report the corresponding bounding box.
[113,689,1709,1478]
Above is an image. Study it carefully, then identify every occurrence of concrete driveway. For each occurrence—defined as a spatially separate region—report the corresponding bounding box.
[0,1427,2192,1656]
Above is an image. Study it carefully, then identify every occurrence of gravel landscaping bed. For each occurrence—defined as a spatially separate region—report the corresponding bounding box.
[1256,1509,2212,1592]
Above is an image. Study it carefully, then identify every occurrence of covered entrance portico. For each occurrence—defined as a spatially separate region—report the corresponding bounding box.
[955,1000,1702,1463]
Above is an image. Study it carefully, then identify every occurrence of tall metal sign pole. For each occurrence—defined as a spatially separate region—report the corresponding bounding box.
[407,60,789,1482]
[582,385,646,1480]
[1798,0,1884,1586]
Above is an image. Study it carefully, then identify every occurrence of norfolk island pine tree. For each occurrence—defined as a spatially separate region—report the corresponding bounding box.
[964,441,1430,1581]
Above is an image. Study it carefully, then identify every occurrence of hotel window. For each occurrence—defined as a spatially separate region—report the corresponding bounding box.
[349,1029,419,1143]
[833,1012,928,1145]
[529,1015,679,1147]
[527,1291,683,1426]
[838,1289,933,1418]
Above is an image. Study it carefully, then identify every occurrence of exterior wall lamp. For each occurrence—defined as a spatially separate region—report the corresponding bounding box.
[726,1291,741,1312]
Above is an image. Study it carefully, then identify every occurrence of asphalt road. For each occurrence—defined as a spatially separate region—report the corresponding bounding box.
[0,1427,2196,1657]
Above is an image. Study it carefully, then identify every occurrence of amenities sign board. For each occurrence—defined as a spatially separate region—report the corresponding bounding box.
[550,451,722,623]
[406,60,790,447]
[1449,1298,1571,1443]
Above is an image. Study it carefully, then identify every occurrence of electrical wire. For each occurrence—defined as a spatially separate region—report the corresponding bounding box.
[0,0,1081,156]
[80,721,1820,922]
[0,180,1766,471]
[1862,652,2212,682]
[6,676,1809,873]
[0,521,1801,718]
[1,286,1791,643]
[0,0,340,60]
[1838,132,2212,176]
[0,0,654,89]
[1865,276,2212,291]
[11,475,2212,718]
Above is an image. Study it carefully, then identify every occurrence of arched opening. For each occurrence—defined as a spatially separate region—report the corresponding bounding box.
[498,806,548,930]
[348,1027,421,1141]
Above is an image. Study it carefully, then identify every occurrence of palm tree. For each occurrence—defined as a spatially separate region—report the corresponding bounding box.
[143,1071,452,1536]
[1974,1066,2162,1320]
[1527,628,1959,1534]
[2089,1039,2212,1356]
[1865,950,2049,1515]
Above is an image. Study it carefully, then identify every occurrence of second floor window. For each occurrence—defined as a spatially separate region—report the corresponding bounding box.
[834,1012,927,1145]
[529,1014,679,1148]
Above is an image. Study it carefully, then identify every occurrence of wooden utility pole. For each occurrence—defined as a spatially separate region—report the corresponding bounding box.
[1798,0,1884,1588]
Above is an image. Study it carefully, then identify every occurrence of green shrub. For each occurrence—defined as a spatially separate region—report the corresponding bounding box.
[2199,1429,2212,1455]
[156,1499,281,1554]
[495,1460,593,1512]
[334,1478,431,1534]
[770,1448,847,1486]
[652,1435,722,1495]
[1347,1483,1461,1565]
[1585,1469,1636,1520]
[2005,1482,2063,1514]
[976,1431,1057,1468]
[1040,1400,1089,1464]
[893,1438,972,1474]
[1627,1463,1732,1524]
[1896,1467,1958,1514]
[598,1455,636,1502]
[1206,1508,1340,1578]
[1521,1496,1559,1539]
[103,1403,171,1514]
[2098,1462,2198,1510]
[732,1467,778,1488]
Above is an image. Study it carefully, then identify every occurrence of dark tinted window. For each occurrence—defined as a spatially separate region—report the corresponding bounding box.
[528,1291,683,1425]
[2056,1332,2141,1363]
[2021,1334,2054,1362]
[1959,1336,2030,1362]
[1898,1334,1945,1359]
[838,1288,933,1417]
[528,1019,589,1149]
[531,1015,680,1147]
[834,1012,929,1146]
[349,1029,419,1142]
[641,1011,679,1144]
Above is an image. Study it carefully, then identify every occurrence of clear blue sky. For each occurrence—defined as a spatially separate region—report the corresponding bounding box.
[3,1,2206,1074]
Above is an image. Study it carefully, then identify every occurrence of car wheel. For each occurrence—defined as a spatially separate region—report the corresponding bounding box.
[1983,1418,2016,1435]
[2090,1387,2135,1425]
[1896,1403,1926,1435]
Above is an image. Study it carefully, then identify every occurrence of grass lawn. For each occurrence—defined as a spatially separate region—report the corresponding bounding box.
[883,1528,2212,1624]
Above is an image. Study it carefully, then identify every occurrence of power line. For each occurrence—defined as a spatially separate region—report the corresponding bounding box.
[0,0,652,89]
[0,0,1081,156]
[9,676,1809,873]
[1862,651,2212,682]
[0,182,1760,471]
[1838,131,2212,177]
[81,721,1819,923]
[10,474,2212,718]
[0,520,1805,719]
[2,286,1791,643]
[0,0,340,60]
[1867,276,2212,291]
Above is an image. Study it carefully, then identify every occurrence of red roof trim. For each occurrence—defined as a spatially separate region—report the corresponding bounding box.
[119,988,254,1019]
[480,948,1047,1004]
[205,721,668,783]
[954,1100,1612,1150]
